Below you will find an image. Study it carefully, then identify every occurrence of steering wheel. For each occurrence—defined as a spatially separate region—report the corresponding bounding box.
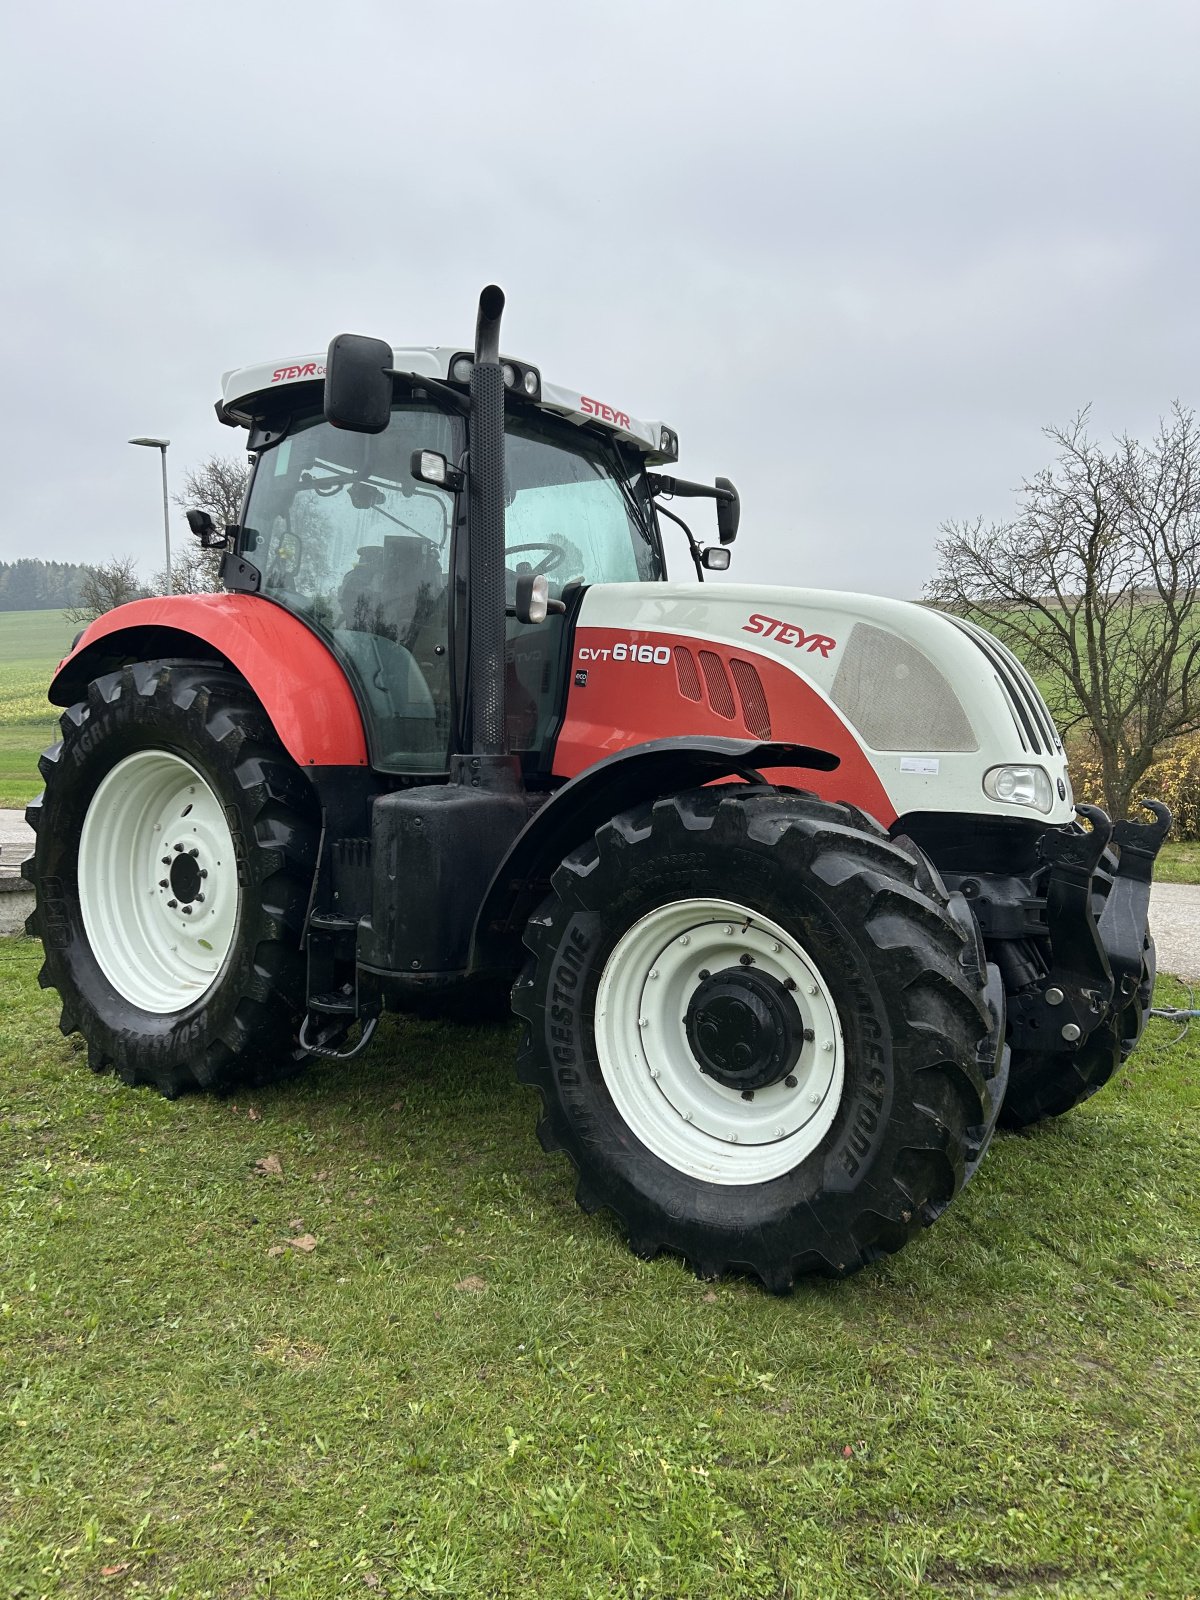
[505,542,564,575]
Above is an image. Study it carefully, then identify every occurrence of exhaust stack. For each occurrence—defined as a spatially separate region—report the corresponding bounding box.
[468,285,507,756]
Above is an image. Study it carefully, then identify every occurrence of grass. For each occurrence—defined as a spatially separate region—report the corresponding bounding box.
[0,611,74,809]
[1157,842,1200,885]
[1,939,1198,1599]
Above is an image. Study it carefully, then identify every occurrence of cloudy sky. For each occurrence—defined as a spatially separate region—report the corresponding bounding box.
[2,0,1197,597]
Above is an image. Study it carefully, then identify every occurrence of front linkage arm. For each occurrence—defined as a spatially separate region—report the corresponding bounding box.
[1007,800,1171,1054]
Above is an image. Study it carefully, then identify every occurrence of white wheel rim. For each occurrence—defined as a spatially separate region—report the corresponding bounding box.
[77,750,240,1014]
[594,898,845,1184]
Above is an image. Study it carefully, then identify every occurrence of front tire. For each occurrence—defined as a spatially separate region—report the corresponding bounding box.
[514,788,1007,1289]
[999,932,1156,1129]
[24,662,318,1097]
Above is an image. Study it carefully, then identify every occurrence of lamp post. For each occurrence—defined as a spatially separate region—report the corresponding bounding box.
[129,437,172,595]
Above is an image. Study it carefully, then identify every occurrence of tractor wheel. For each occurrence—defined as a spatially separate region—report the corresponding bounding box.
[513,787,1007,1289]
[23,662,318,1097]
[999,932,1156,1129]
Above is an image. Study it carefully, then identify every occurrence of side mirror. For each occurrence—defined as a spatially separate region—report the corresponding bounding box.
[715,476,740,545]
[186,508,228,549]
[701,546,731,571]
[324,333,394,434]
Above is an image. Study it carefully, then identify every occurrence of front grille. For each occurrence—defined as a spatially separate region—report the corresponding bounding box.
[947,617,1061,754]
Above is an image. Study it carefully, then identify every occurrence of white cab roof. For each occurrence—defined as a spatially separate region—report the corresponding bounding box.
[220,345,678,463]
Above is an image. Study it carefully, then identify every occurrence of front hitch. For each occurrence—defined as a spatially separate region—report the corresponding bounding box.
[1007,800,1171,1054]
[1097,799,1172,1002]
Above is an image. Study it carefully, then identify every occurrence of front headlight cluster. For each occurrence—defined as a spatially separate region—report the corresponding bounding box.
[983,764,1055,813]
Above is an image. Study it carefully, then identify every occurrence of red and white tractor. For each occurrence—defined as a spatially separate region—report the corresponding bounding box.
[25,286,1168,1288]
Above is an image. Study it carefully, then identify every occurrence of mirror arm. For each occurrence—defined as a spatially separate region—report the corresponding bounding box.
[654,499,705,582]
[387,370,471,415]
[648,473,735,504]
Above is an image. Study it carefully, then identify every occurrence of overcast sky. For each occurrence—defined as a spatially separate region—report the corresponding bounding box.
[2,0,1197,598]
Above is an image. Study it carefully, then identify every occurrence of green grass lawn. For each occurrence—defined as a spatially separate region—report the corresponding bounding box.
[1,940,1198,1599]
[1157,842,1200,885]
[0,610,74,809]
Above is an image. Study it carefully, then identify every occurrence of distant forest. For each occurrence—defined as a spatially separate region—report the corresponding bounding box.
[0,559,92,612]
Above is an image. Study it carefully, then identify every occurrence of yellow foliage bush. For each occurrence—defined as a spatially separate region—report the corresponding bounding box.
[1068,733,1200,840]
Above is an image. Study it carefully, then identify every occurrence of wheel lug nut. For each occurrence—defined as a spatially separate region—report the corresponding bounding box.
[200,869,208,880]
[822,1041,834,1053]
[182,906,193,915]
[783,978,797,991]
[807,984,818,996]
[195,894,205,904]
[784,1074,798,1088]
[167,899,178,909]
[174,843,184,852]
[189,847,199,857]
[158,879,168,889]
[741,1090,754,1101]
[739,953,754,967]
[698,968,710,980]
[161,857,170,866]
[803,1028,814,1042]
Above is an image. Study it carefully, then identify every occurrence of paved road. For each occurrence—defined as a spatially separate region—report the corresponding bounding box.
[2,809,1198,977]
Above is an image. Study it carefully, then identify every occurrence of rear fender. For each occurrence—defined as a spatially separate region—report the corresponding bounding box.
[470,735,838,973]
[48,595,368,768]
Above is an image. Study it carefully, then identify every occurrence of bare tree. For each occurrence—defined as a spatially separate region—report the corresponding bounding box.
[174,452,250,528]
[65,556,147,625]
[165,452,251,593]
[927,404,1200,820]
[148,546,223,597]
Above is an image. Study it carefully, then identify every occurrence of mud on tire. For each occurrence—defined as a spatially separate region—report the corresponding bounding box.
[514,787,1008,1290]
[23,661,318,1097]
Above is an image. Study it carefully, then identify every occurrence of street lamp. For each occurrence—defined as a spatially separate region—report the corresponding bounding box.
[129,437,172,595]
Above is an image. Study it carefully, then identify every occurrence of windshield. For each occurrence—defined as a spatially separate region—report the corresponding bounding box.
[503,417,661,588]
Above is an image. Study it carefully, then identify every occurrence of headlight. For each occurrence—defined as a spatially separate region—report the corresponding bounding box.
[983,764,1054,813]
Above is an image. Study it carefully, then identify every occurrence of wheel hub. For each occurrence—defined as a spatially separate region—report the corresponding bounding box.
[167,848,203,905]
[77,749,239,1014]
[684,968,804,1091]
[593,898,845,1185]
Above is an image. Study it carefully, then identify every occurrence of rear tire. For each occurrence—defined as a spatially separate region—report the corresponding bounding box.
[23,662,318,1097]
[514,787,1007,1289]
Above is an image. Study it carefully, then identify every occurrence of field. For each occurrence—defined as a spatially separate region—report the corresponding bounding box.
[1,944,1198,1599]
[0,610,75,809]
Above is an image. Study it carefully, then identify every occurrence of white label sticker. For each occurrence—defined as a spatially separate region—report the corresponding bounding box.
[900,756,940,775]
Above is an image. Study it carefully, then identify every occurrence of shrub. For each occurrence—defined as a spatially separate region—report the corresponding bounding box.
[1068,732,1200,839]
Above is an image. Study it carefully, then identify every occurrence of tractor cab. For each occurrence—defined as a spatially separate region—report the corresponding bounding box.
[220,347,675,776]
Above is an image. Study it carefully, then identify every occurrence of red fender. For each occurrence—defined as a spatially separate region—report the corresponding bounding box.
[49,595,368,768]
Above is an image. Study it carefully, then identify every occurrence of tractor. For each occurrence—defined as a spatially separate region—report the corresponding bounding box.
[24,286,1169,1290]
